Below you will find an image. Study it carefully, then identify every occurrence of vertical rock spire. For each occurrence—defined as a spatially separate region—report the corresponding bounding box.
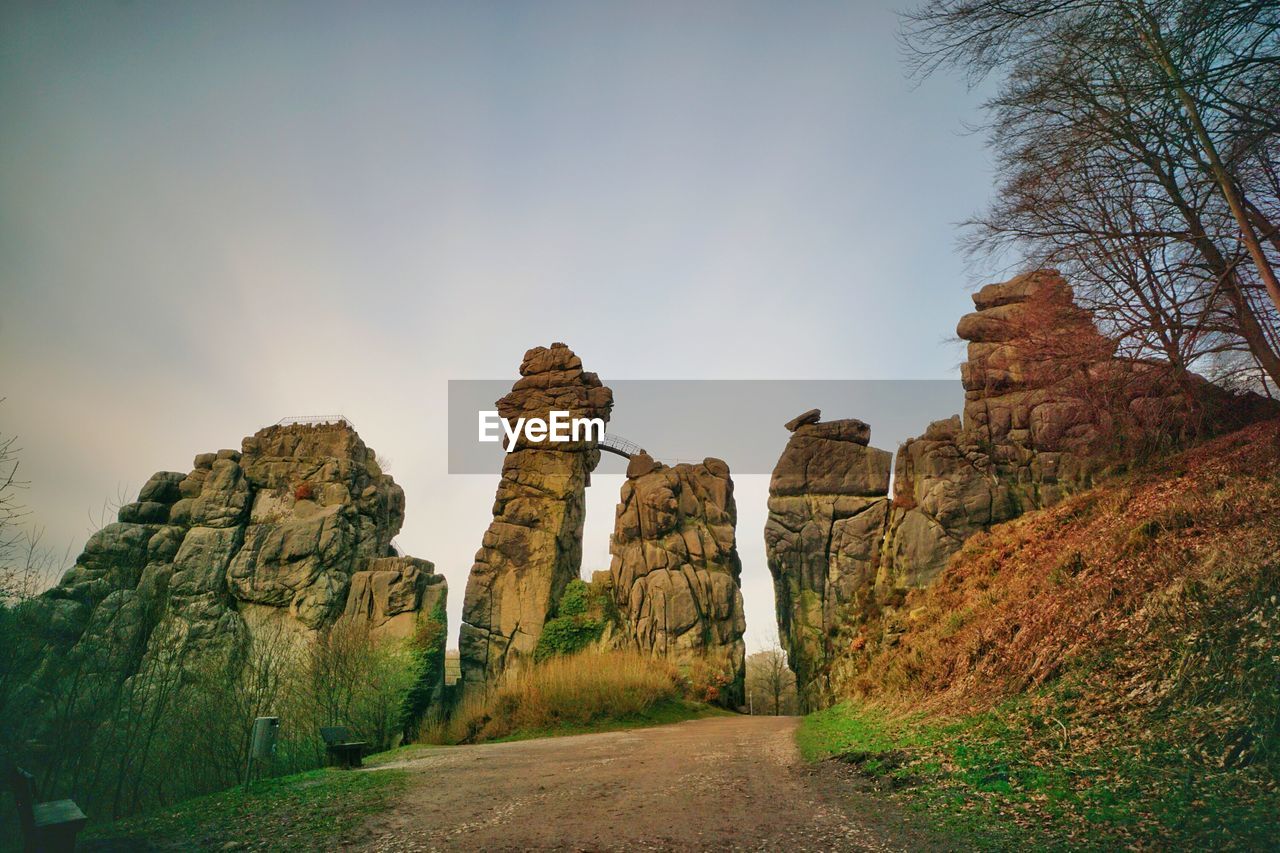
[458,343,613,701]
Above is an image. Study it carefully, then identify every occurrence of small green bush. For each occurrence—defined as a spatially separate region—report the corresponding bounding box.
[535,614,603,661]
[534,579,606,661]
[557,579,591,617]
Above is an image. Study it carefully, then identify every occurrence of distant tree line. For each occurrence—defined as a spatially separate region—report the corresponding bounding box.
[905,0,1280,393]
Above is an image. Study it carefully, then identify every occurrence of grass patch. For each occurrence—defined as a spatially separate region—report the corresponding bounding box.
[799,697,1280,850]
[797,702,936,762]
[362,743,446,768]
[488,697,728,742]
[81,766,408,851]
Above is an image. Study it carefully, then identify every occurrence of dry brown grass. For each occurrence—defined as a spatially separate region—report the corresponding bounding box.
[838,418,1280,721]
[422,649,687,744]
[814,418,1280,847]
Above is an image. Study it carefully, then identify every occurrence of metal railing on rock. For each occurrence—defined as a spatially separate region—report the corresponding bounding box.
[598,433,644,459]
[274,415,355,428]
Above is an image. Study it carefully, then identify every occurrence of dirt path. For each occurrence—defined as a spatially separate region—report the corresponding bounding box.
[357,715,947,852]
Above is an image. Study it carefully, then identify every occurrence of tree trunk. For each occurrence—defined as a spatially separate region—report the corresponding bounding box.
[1134,4,1280,318]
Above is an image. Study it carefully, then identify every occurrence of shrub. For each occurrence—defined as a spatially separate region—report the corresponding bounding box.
[400,603,447,738]
[294,481,315,501]
[557,579,591,617]
[535,616,604,661]
[534,579,606,661]
[306,620,418,751]
[676,652,737,705]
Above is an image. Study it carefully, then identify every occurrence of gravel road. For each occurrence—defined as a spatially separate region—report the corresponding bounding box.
[358,715,947,852]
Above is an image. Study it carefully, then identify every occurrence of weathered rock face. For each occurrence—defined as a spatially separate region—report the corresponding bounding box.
[609,453,746,707]
[344,556,447,641]
[764,417,892,711]
[459,343,613,700]
[22,421,446,726]
[771,270,1277,709]
[957,269,1115,453]
[343,555,450,716]
[880,268,1255,590]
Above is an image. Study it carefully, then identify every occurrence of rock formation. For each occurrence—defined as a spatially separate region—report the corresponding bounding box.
[344,556,447,641]
[770,270,1277,708]
[764,417,892,711]
[609,452,746,707]
[459,343,613,701]
[20,420,446,727]
[883,268,1260,588]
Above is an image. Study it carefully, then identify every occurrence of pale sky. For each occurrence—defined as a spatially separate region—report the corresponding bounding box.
[1,1,994,651]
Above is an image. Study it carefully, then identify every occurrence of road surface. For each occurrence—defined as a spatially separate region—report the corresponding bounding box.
[358,715,945,852]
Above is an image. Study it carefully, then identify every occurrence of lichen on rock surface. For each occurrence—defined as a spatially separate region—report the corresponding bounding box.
[458,343,613,701]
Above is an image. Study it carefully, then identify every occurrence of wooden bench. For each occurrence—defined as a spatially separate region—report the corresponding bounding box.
[7,765,87,853]
[320,726,369,769]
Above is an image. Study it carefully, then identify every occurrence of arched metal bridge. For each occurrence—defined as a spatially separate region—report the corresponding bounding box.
[599,433,644,459]
[599,433,705,465]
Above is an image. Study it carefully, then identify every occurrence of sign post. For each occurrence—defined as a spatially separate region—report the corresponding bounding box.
[243,716,280,791]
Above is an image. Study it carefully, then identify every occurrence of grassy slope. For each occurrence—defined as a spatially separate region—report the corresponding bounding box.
[80,767,409,851]
[78,700,724,849]
[801,419,1280,849]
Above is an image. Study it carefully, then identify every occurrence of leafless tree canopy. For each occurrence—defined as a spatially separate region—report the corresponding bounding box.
[904,0,1280,391]
[0,416,61,604]
[0,419,31,601]
[746,643,798,716]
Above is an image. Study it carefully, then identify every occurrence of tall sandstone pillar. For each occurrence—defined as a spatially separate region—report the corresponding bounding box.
[609,452,746,708]
[459,343,613,701]
[764,411,892,712]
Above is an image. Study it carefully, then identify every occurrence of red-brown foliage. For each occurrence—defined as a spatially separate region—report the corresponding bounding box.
[841,418,1280,716]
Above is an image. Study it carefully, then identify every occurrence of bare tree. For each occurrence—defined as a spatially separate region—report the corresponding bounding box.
[746,643,798,716]
[904,0,1280,391]
[0,527,62,605]
[0,413,32,602]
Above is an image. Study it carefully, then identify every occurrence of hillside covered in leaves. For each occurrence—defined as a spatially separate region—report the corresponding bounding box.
[805,418,1280,848]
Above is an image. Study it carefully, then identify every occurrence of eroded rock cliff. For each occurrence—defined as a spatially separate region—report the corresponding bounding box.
[21,420,446,730]
[459,343,613,700]
[770,270,1276,708]
[882,269,1260,589]
[610,452,746,707]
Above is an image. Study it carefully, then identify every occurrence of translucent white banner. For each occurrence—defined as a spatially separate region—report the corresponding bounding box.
[447,379,964,475]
